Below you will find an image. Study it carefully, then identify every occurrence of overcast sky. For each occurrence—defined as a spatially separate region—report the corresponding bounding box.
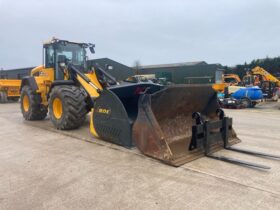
[1,0,280,69]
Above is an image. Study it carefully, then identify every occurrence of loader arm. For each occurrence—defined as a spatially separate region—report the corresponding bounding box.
[66,63,121,99]
[251,66,280,86]
[223,74,241,85]
[66,63,103,98]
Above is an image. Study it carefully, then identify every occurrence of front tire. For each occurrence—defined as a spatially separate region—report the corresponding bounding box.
[49,85,87,130]
[20,86,48,120]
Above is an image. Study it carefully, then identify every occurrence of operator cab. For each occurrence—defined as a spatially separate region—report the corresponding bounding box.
[43,38,95,80]
[243,75,257,86]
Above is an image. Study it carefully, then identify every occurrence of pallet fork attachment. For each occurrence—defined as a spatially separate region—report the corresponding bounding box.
[190,110,280,170]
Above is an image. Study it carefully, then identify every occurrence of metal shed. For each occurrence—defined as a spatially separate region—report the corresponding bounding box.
[88,58,135,81]
[0,67,33,79]
[138,61,224,84]
[0,58,135,81]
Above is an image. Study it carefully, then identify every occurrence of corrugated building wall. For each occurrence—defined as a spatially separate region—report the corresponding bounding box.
[87,58,135,81]
[0,67,33,79]
[0,58,135,81]
[138,61,223,84]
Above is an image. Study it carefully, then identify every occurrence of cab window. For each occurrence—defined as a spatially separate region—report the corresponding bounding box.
[45,46,54,68]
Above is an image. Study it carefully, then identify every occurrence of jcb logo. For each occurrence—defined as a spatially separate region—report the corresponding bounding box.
[97,108,111,115]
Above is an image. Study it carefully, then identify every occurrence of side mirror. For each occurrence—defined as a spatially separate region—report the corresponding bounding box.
[89,45,95,54]
[59,62,66,69]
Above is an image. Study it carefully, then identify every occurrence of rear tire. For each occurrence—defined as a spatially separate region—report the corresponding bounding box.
[20,86,48,120]
[49,85,87,130]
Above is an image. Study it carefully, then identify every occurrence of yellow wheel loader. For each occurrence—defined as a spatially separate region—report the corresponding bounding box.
[0,79,21,103]
[20,38,279,169]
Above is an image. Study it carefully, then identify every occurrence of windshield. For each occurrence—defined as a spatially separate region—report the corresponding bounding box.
[44,41,90,79]
[243,76,255,85]
[224,78,238,83]
[56,43,86,66]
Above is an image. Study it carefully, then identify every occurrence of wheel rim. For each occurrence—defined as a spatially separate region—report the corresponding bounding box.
[53,97,63,119]
[23,95,30,112]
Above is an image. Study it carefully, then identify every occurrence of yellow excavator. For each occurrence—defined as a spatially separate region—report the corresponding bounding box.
[20,38,279,169]
[243,66,280,100]
[249,66,280,86]
[212,74,241,93]
[223,74,242,86]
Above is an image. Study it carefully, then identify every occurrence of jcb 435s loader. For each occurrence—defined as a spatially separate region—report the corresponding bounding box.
[20,38,279,169]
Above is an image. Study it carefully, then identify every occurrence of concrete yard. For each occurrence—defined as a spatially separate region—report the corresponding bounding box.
[0,102,280,209]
